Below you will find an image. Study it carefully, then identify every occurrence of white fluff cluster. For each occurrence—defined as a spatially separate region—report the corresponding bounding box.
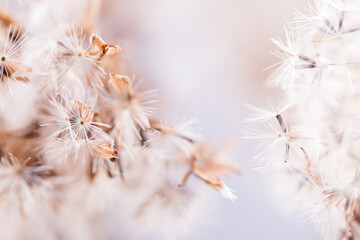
[248,0,360,239]
[0,1,238,239]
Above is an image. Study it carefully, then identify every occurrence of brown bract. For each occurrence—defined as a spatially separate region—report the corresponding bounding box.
[89,33,121,60]
[178,142,240,191]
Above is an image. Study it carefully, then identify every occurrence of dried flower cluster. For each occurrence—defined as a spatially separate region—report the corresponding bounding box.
[247,0,360,239]
[0,1,238,239]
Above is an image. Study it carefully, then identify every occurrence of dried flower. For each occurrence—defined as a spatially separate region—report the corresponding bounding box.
[0,1,238,239]
[248,0,360,239]
[0,153,54,213]
[41,95,114,164]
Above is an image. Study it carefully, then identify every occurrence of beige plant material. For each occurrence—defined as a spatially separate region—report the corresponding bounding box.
[0,1,238,239]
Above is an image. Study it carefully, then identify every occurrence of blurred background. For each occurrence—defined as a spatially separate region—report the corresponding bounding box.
[97,0,323,239]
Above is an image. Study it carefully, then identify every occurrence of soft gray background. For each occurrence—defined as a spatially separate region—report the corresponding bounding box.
[100,0,323,239]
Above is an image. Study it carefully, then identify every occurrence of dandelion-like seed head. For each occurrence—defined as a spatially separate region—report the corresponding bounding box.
[103,73,157,150]
[42,95,115,164]
[250,0,360,238]
[51,24,106,89]
[0,25,30,83]
[0,153,53,212]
